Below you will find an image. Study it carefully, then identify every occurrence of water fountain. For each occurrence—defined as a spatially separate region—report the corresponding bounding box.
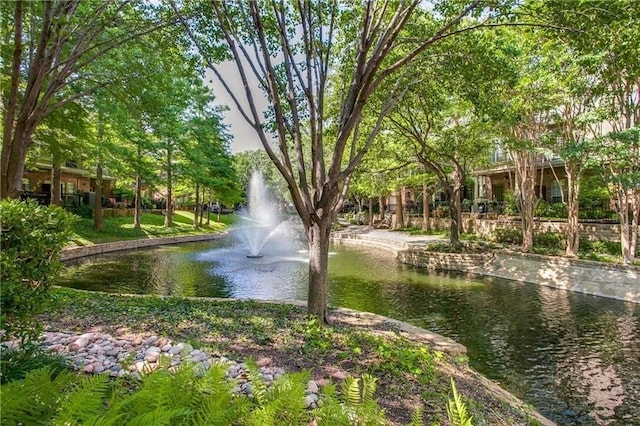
[236,171,285,258]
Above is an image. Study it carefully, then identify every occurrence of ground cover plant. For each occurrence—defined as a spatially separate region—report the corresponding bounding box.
[32,288,547,425]
[69,211,234,246]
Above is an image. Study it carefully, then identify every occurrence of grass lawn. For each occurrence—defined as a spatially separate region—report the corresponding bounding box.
[69,210,236,246]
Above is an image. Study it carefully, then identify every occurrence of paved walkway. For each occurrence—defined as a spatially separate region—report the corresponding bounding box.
[332,225,444,253]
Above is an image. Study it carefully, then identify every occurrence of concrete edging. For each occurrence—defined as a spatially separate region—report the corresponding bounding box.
[61,232,227,261]
[332,232,640,304]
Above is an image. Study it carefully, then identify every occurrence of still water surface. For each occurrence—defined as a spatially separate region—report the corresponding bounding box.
[60,238,640,425]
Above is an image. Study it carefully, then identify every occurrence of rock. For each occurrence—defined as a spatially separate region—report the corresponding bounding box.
[143,336,159,346]
[106,348,120,357]
[144,354,158,363]
[305,394,318,408]
[146,346,161,354]
[161,344,172,352]
[47,344,65,353]
[307,380,319,394]
[168,345,183,355]
[68,337,89,351]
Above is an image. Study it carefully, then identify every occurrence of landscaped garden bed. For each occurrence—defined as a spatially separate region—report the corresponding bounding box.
[2,288,549,425]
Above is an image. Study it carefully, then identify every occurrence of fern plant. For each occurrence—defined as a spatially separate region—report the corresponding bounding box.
[244,358,310,426]
[2,361,393,426]
[313,373,386,426]
[447,378,473,426]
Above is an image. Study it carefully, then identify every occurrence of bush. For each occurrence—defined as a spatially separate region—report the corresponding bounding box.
[493,228,522,245]
[579,239,621,256]
[0,200,75,347]
[63,204,93,219]
[535,200,566,219]
[532,232,564,255]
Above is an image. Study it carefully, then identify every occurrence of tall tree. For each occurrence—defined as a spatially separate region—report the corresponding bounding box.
[175,0,503,322]
[532,0,639,262]
[0,0,167,199]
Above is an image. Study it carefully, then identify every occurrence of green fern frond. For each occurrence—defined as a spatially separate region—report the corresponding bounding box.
[447,378,473,426]
[1,367,78,424]
[191,364,241,426]
[244,359,268,407]
[408,406,424,426]
[343,374,377,406]
[360,374,377,403]
[53,373,111,424]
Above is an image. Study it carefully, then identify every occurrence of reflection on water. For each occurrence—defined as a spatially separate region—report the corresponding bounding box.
[60,238,640,425]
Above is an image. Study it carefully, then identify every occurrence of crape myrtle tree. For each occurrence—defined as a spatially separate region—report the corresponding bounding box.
[0,0,171,200]
[527,0,638,258]
[553,0,640,264]
[490,27,560,253]
[174,0,521,322]
[384,28,501,243]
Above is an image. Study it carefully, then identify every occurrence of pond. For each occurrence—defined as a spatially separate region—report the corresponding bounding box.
[60,237,640,425]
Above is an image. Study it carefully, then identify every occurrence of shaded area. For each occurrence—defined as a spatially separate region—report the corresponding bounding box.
[59,239,640,425]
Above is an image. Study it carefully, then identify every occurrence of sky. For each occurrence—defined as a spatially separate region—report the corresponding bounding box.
[204,65,267,154]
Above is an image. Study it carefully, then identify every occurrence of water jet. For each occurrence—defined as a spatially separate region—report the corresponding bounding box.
[236,171,283,257]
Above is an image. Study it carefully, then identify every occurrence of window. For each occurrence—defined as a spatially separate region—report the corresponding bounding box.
[66,182,76,194]
[551,181,563,203]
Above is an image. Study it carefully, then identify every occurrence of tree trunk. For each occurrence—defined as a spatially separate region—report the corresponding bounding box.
[631,191,639,261]
[565,173,580,257]
[616,189,634,265]
[198,187,205,227]
[368,197,374,226]
[51,156,62,206]
[93,161,103,231]
[422,182,431,232]
[452,184,463,236]
[379,196,386,220]
[164,148,173,227]
[394,188,404,229]
[134,174,142,229]
[1,1,25,200]
[447,192,460,244]
[513,150,537,252]
[193,182,200,229]
[217,199,221,222]
[306,219,331,324]
[206,189,211,225]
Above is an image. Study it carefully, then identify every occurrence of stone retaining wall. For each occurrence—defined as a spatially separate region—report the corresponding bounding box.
[398,215,628,243]
[61,233,226,261]
[332,232,639,304]
[398,248,639,303]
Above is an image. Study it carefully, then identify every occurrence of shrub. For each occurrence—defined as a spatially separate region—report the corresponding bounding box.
[0,347,70,384]
[579,238,621,256]
[493,228,522,245]
[63,204,93,219]
[535,200,566,219]
[533,232,564,252]
[0,200,75,347]
[503,190,519,216]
